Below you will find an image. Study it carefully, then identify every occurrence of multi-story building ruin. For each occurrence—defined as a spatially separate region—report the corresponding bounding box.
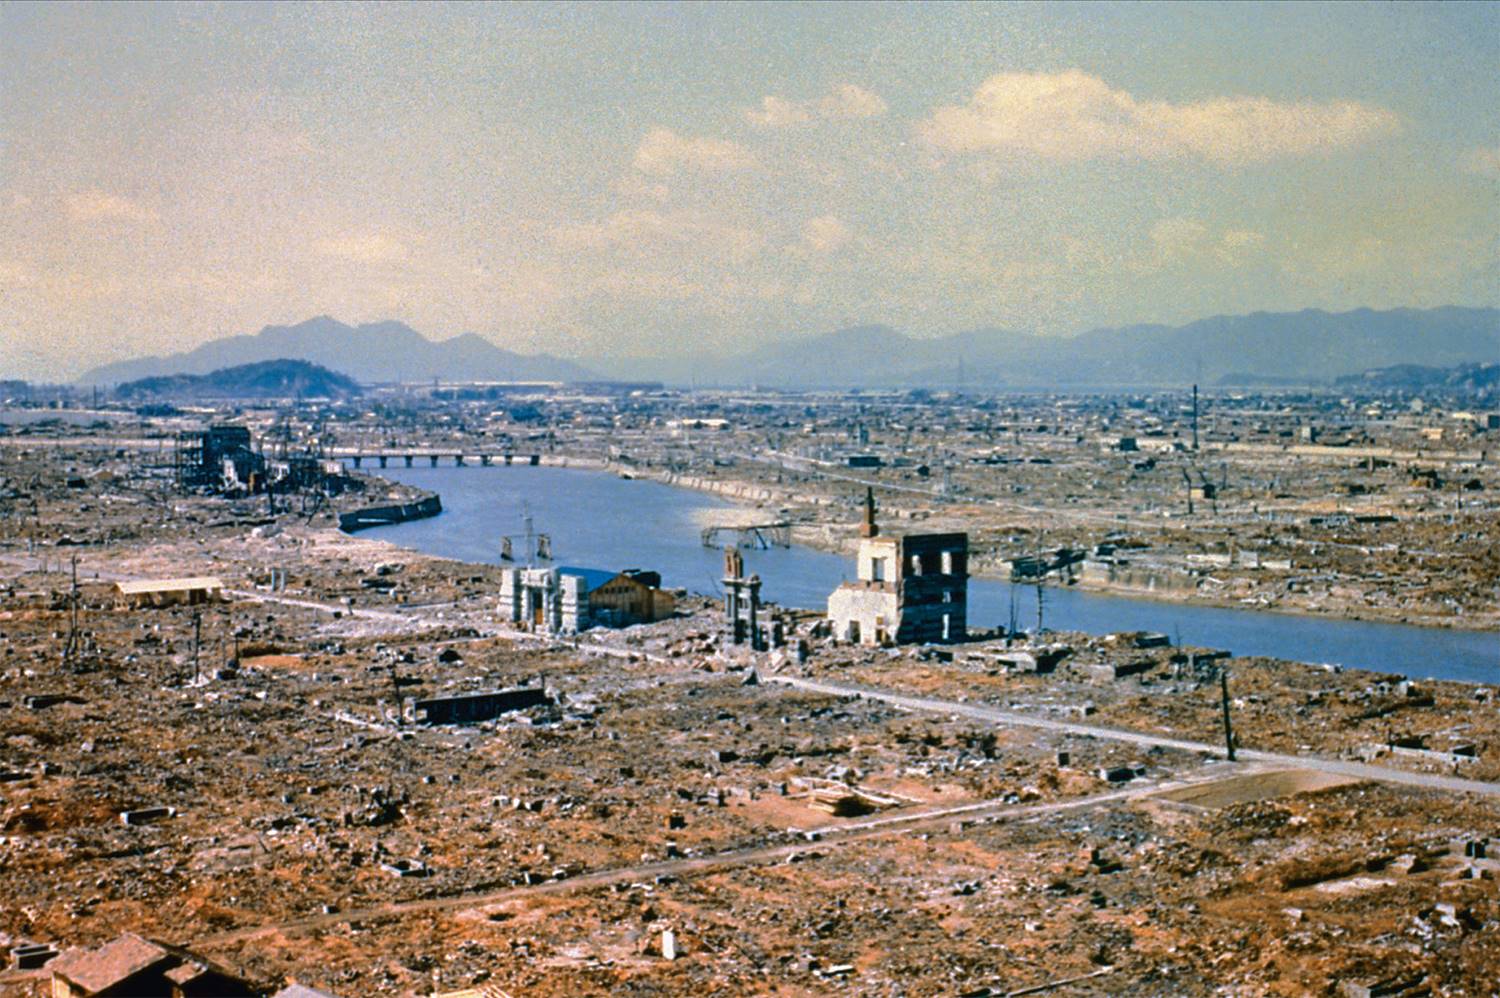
[828,489,968,645]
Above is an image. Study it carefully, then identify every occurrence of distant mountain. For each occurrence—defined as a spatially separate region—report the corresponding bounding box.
[115,359,362,400]
[80,317,596,385]
[643,306,1499,389]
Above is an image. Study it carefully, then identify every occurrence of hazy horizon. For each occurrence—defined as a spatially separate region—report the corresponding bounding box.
[3,1,1497,381]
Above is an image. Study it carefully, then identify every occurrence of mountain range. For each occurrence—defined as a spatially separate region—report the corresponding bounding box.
[80,317,596,386]
[662,306,1499,388]
[77,307,1498,390]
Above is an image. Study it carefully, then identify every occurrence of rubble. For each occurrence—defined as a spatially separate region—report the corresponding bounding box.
[0,390,1495,995]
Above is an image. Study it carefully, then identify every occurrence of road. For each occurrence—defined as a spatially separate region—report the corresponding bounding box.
[766,674,1500,798]
[195,774,1196,950]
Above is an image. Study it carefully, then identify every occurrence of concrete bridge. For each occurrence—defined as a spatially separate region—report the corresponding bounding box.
[328,450,543,469]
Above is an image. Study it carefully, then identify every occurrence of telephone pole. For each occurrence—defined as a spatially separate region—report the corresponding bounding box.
[1219,668,1236,762]
[192,609,202,685]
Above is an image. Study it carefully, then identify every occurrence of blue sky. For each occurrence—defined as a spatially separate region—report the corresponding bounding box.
[1,1,1496,379]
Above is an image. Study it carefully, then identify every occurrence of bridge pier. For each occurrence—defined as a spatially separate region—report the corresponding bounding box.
[352,456,362,469]
[504,454,513,465]
[404,455,413,468]
[378,455,388,468]
[529,454,540,466]
[454,454,465,467]
[429,455,439,467]
[481,454,492,466]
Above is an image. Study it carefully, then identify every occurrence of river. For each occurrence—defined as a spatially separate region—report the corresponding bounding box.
[355,464,1498,684]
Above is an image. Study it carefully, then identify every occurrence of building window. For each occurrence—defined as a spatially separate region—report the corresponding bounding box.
[871,557,885,582]
[942,551,953,574]
[943,590,952,603]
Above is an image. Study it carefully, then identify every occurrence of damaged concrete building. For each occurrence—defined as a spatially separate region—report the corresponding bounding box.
[828,489,968,645]
[497,566,673,633]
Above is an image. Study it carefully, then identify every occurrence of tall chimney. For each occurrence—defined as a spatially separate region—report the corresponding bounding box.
[860,486,878,538]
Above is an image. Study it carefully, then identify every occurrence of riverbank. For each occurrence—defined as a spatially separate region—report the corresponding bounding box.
[576,458,1498,633]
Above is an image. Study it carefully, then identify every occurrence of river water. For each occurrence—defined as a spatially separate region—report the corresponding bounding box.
[357,464,1497,684]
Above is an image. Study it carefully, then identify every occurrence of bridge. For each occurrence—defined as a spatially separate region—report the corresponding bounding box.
[700,520,792,549]
[326,449,544,469]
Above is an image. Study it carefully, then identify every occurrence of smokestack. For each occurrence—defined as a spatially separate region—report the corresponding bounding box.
[1192,384,1199,452]
[860,486,878,538]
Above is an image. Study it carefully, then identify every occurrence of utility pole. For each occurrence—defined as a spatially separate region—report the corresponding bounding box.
[1219,668,1236,762]
[391,663,404,729]
[192,608,202,685]
[62,555,80,670]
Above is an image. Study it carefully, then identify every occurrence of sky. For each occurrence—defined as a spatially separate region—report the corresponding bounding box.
[1,1,1497,381]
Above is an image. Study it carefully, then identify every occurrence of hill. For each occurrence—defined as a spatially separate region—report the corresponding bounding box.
[81,317,596,386]
[1334,362,1500,395]
[114,359,363,400]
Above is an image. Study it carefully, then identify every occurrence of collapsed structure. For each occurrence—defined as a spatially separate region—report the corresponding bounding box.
[497,566,674,633]
[174,423,350,498]
[828,489,968,645]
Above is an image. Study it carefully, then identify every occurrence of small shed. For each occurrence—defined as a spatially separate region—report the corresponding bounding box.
[114,577,225,608]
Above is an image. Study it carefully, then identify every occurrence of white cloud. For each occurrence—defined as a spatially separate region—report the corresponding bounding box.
[919,70,1399,166]
[746,96,812,128]
[1216,228,1265,265]
[63,190,157,223]
[799,215,852,254]
[1460,145,1500,178]
[633,128,754,175]
[553,209,764,261]
[1148,217,1265,268]
[314,232,409,263]
[746,84,887,127]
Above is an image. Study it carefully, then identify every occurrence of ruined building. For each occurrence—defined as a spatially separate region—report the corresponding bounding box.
[175,424,260,491]
[828,488,968,644]
[497,566,673,633]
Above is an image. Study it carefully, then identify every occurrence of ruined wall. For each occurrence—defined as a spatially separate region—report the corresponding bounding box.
[828,584,898,644]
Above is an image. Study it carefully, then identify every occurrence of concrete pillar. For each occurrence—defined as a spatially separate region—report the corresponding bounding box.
[429,455,439,467]
[378,455,388,468]
[404,455,414,467]
[352,456,362,469]
[481,454,492,466]
[455,454,465,466]
[748,576,762,650]
[724,584,741,644]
